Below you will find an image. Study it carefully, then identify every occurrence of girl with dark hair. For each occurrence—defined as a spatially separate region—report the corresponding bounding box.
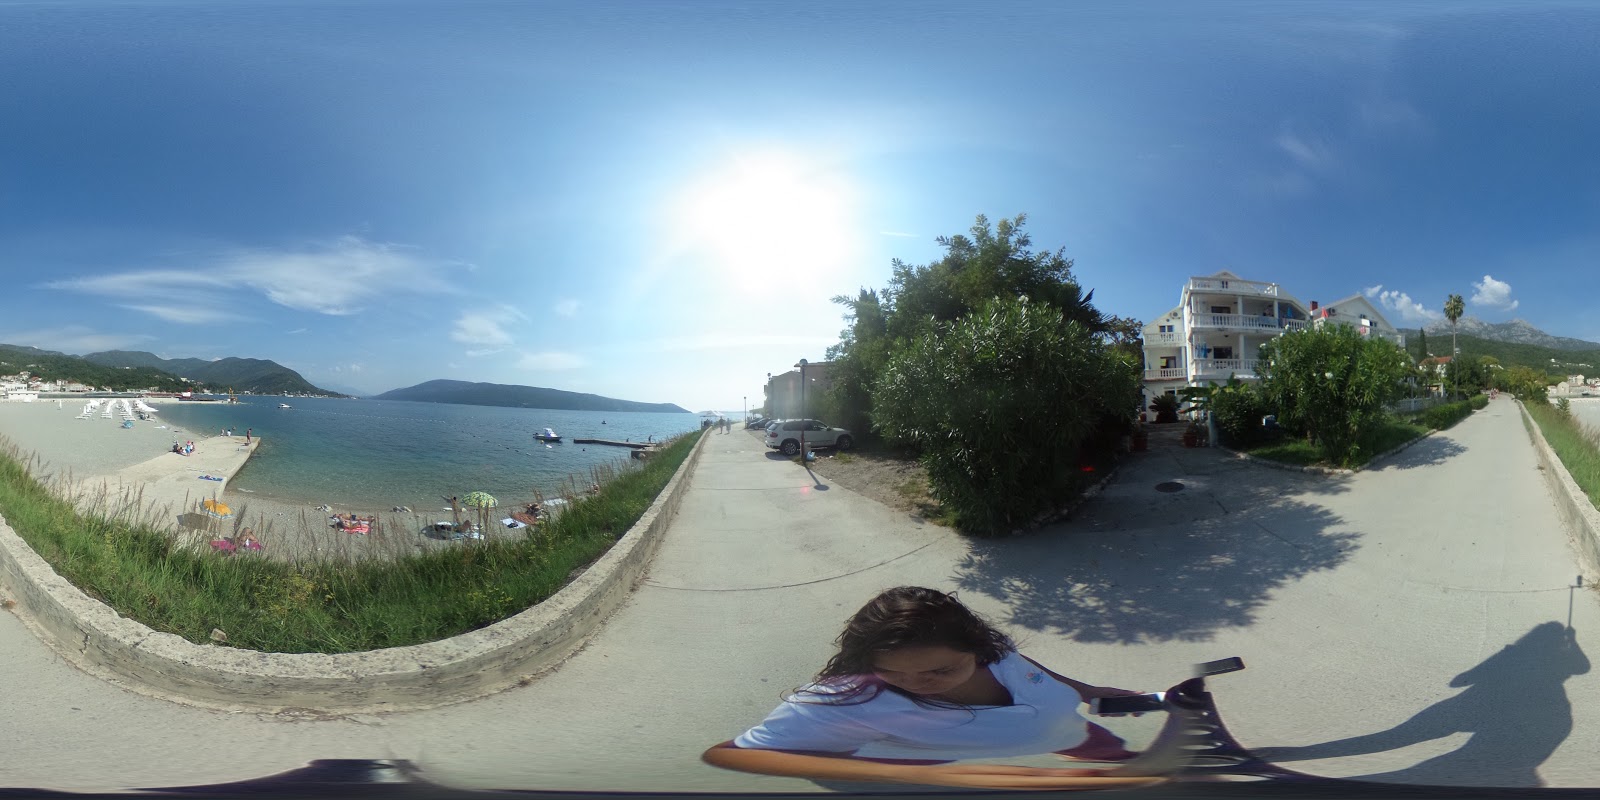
[703,586,1164,790]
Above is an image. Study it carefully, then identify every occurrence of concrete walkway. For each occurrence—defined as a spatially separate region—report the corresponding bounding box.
[2,396,1598,791]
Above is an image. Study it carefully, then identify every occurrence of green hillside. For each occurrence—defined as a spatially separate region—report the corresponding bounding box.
[375,379,689,413]
[82,350,340,396]
[0,344,190,392]
[1403,330,1598,376]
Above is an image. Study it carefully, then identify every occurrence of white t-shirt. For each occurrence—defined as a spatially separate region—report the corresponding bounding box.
[732,651,1089,761]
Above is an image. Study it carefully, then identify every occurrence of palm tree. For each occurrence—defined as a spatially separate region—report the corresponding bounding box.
[1444,293,1465,396]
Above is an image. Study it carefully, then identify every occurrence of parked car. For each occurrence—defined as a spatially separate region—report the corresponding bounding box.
[745,416,768,429]
[764,419,853,456]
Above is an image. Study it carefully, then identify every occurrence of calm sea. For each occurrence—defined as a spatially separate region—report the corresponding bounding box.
[154,398,718,509]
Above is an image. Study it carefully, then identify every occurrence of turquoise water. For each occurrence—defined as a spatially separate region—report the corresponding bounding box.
[154,398,704,509]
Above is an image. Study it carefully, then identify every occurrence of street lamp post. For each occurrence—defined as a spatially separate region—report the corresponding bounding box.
[798,358,808,459]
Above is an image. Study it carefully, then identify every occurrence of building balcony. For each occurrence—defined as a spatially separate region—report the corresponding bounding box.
[1145,331,1182,347]
[1187,276,1281,297]
[1144,367,1186,381]
[1188,313,1309,333]
[1194,358,1263,379]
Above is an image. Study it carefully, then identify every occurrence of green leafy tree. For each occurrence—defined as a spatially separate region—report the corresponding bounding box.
[822,288,892,437]
[873,296,1137,535]
[1416,328,1429,362]
[1258,325,1412,466]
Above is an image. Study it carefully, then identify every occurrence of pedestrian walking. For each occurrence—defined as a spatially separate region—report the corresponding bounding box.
[703,586,1162,790]
[245,427,252,444]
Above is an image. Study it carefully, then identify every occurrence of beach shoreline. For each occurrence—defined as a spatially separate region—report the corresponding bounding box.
[0,401,573,561]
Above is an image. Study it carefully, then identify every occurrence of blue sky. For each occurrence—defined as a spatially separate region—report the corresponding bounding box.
[3,1,1599,409]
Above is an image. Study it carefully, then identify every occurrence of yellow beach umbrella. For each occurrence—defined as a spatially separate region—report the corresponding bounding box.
[201,498,233,519]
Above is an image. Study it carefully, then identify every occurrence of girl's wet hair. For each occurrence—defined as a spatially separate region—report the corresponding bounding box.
[793,586,1015,708]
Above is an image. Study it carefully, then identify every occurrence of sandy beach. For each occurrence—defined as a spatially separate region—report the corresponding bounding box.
[0,400,544,562]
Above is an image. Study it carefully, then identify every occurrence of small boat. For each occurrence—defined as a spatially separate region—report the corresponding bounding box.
[278,403,292,409]
[533,427,562,442]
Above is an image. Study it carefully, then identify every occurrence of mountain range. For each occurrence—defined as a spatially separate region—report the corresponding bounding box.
[78,349,339,396]
[374,379,689,413]
[1417,317,1600,351]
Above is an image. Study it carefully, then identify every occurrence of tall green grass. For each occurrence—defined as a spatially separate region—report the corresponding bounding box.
[0,431,702,653]
[1525,401,1600,511]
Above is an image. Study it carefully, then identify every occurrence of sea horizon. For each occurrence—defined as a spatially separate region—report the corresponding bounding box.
[150,397,706,510]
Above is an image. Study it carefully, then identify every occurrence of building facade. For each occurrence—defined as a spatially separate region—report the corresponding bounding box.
[1141,271,1405,411]
[763,361,833,419]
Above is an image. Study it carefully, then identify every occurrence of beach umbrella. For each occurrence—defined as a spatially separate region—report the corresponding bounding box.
[462,491,497,509]
[201,498,233,519]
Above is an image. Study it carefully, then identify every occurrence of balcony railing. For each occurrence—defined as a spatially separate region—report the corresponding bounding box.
[1145,331,1182,347]
[1194,358,1262,378]
[1187,277,1280,296]
[1189,313,1308,332]
[1144,367,1186,381]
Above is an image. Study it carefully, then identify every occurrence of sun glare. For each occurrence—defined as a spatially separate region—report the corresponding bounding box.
[673,152,861,291]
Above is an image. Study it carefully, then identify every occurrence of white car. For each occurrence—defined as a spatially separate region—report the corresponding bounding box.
[764,419,853,456]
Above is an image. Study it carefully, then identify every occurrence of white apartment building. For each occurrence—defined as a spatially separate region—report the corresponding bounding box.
[1142,271,1405,410]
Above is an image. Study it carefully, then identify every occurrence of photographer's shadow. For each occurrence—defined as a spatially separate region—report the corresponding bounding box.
[1257,621,1588,787]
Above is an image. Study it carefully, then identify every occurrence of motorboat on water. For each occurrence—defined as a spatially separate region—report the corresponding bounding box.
[278,403,292,409]
[533,427,562,442]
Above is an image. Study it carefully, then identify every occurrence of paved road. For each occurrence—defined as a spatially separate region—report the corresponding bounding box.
[2,396,1597,792]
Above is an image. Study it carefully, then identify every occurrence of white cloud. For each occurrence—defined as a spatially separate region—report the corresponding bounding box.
[1471,274,1519,310]
[1363,285,1441,324]
[451,314,514,347]
[0,326,155,354]
[516,351,585,370]
[118,304,236,325]
[631,333,836,354]
[287,328,308,335]
[1276,131,1336,171]
[46,236,465,319]
[555,299,580,318]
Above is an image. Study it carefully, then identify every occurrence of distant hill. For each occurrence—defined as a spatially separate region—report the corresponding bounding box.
[1402,327,1600,375]
[82,350,340,396]
[1420,317,1600,351]
[0,343,189,392]
[375,379,689,413]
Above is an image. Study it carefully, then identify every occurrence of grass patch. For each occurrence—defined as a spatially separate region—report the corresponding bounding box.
[0,431,703,654]
[1243,416,1431,469]
[1525,401,1600,511]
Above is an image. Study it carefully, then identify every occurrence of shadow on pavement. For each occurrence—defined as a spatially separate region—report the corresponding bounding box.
[1254,621,1588,787]
[952,445,1361,643]
[1366,434,1467,472]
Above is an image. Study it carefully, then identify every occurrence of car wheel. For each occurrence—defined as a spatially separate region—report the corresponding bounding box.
[836,435,853,450]
[781,439,800,456]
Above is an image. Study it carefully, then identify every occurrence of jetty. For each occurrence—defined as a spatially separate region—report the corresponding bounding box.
[573,438,651,450]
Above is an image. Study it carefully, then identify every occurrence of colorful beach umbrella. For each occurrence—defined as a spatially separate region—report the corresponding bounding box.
[201,498,233,519]
[462,491,497,509]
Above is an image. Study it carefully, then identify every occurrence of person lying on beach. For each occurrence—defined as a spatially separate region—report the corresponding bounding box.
[702,586,1164,791]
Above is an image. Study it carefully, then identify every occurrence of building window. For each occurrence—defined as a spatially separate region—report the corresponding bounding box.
[1214,346,1234,360]
[1161,356,1177,368]
[1211,306,1230,314]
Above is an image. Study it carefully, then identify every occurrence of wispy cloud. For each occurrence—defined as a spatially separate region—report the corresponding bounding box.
[515,350,585,370]
[628,333,836,354]
[0,325,154,354]
[1364,285,1440,324]
[286,328,308,335]
[1277,130,1336,171]
[555,299,580,318]
[119,304,236,324]
[46,236,465,321]
[452,304,527,354]
[1471,274,1518,311]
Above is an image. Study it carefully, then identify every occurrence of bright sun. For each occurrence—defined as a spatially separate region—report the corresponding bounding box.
[673,151,860,289]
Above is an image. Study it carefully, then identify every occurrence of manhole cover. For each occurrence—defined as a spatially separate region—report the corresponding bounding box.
[1155,481,1185,493]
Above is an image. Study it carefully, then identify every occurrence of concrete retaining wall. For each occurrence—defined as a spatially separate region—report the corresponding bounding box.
[1517,400,1600,579]
[0,430,709,713]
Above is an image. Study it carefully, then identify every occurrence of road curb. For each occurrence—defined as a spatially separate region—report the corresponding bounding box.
[1516,400,1600,579]
[0,429,710,714]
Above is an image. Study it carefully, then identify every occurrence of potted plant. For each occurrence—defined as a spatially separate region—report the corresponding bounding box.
[1151,394,1180,424]
[1131,423,1149,452]
[1182,419,1206,448]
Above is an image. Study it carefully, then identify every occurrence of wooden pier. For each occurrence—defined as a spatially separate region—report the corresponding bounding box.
[572,438,652,450]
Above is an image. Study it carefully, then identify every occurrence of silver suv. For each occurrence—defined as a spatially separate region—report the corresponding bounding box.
[764,418,853,456]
